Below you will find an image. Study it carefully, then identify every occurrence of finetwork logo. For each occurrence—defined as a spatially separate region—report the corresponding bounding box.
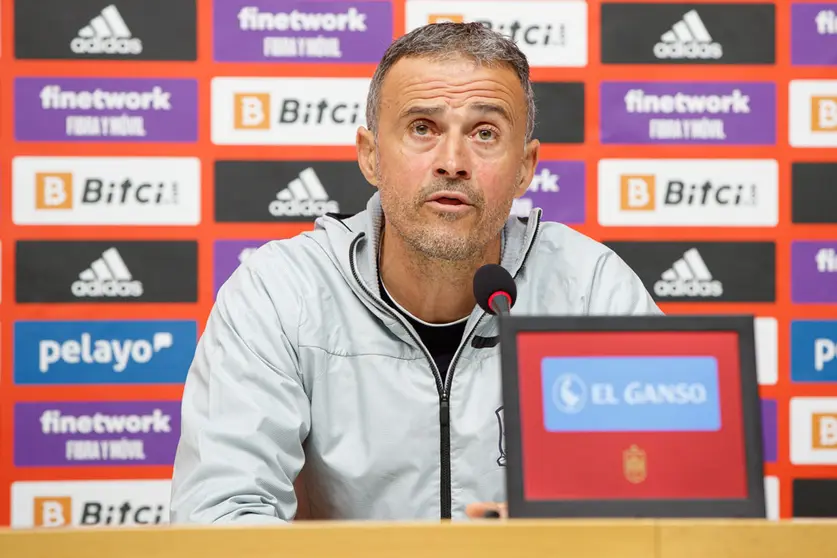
[71,5,142,55]
[624,87,751,141]
[213,240,270,298]
[793,5,837,65]
[212,77,370,145]
[15,77,198,143]
[541,356,721,432]
[511,167,560,216]
[817,8,837,34]
[601,82,776,145]
[655,10,722,60]
[239,5,363,59]
[72,247,142,298]
[270,167,339,218]
[14,401,182,467]
[214,2,391,63]
[817,247,837,272]
[792,241,837,303]
[11,480,172,528]
[655,248,722,298]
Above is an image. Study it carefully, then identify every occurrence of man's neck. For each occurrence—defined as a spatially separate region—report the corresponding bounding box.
[378,224,502,324]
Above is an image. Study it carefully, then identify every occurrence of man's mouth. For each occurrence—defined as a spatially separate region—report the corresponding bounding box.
[427,192,471,206]
[435,197,464,205]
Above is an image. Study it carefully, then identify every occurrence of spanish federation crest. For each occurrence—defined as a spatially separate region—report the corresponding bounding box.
[496,406,506,467]
[623,444,646,484]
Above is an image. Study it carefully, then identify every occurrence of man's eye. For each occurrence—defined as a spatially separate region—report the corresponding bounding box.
[477,129,496,140]
[414,123,430,135]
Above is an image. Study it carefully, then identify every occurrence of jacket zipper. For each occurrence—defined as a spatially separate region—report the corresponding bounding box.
[346,214,541,520]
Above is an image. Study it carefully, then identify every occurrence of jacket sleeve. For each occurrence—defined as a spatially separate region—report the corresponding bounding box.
[169,257,310,524]
[587,251,664,316]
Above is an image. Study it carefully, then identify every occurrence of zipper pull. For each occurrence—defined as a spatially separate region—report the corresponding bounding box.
[440,394,450,427]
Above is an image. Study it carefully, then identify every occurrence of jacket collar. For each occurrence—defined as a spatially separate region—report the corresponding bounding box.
[314,191,542,302]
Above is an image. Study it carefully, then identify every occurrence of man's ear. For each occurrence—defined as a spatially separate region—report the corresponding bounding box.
[356,126,378,188]
[514,139,540,199]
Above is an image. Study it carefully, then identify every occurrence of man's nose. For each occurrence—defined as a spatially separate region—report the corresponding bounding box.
[433,135,471,180]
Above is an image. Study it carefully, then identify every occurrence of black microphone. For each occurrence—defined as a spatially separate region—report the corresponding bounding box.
[473,264,517,316]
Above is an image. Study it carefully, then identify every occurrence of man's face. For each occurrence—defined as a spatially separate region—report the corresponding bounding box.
[357,55,539,262]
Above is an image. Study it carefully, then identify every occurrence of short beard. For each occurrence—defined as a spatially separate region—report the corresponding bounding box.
[375,163,517,265]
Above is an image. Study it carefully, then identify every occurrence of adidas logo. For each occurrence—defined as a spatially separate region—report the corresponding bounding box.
[654,10,722,60]
[268,168,339,218]
[71,4,143,55]
[71,247,143,298]
[653,248,723,298]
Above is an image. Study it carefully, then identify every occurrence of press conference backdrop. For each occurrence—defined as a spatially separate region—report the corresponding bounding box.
[0,0,836,529]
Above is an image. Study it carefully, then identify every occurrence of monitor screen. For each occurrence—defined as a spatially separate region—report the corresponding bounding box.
[515,330,747,502]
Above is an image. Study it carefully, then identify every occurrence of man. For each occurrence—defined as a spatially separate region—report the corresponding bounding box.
[170,22,661,524]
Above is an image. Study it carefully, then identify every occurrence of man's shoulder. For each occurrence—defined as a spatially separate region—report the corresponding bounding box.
[530,220,617,271]
[222,230,342,296]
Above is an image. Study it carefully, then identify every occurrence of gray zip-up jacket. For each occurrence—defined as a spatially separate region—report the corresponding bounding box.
[169,191,662,525]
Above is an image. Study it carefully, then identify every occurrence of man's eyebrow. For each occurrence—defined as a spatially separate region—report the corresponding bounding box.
[469,102,512,124]
[399,105,446,119]
[398,102,512,123]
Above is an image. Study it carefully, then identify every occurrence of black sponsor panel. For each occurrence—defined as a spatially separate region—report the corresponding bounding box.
[15,241,198,303]
[215,161,377,223]
[601,3,775,65]
[604,241,776,302]
[793,479,837,517]
[792,163,837,224]
[531,82,585,144]
[14,0,197,60]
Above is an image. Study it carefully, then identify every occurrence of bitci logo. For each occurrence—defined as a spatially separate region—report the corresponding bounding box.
[234,93,271,130]
[598,159,778,226]
[790,80,837,146]
[791,397,837,465]
[36,173,74,209]
[213,77,370,145]
[406,0,588,67]
[13,156,200,225]
[12,480,172,528]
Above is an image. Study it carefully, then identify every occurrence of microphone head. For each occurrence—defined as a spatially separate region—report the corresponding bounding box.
[473,264,517,315]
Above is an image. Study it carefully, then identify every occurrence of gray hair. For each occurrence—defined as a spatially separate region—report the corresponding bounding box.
[365,22,536,143]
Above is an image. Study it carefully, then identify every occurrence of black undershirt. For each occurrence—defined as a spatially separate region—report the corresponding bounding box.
[379,277,467,384]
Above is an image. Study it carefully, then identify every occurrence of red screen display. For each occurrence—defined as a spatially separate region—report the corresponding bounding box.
[515,331,747,501]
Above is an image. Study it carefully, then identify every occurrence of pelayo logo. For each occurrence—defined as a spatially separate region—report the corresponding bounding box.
[541,356,722,432]
[14,320,197,385]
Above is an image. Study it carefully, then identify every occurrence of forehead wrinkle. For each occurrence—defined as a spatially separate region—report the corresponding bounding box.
[392,81,519,125]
